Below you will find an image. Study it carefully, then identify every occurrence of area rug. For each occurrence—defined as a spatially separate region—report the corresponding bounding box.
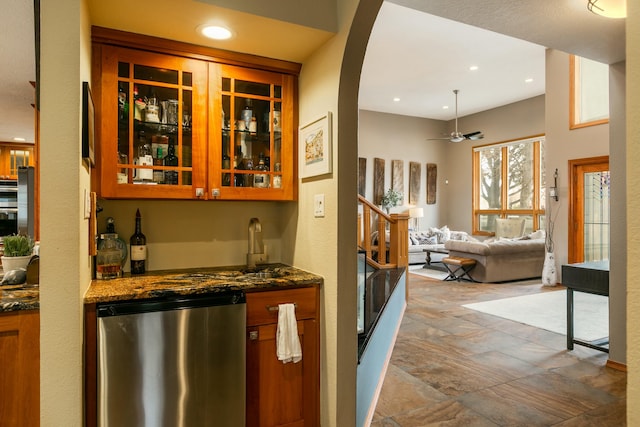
[408,265,449,280]
[463,290,609,341]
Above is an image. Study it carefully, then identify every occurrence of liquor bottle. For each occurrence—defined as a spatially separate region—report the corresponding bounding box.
[222,152,231,186]
[253,154,269,188]
[241,99,253,130]
[243,157,254,187]
[153,146,164,184]
[234,155,244,187]
[130,209,147,274]
[164,142,179,185]
[136,131,154,182]
[272,162,282,189]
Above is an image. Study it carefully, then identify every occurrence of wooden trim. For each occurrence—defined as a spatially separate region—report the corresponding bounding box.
[472,136,546,235]
[606,359,627,372]
[569,54,610,130]
[567,156,609,263]
[91,26,301,76]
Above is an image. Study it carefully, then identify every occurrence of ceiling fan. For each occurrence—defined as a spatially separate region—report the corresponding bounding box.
[428,89,484,143]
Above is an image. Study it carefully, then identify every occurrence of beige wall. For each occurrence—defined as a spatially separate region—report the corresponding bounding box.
[358,110,449,228]
[627,1,640,424]
[444,96,546,232]
[39,0,92,424]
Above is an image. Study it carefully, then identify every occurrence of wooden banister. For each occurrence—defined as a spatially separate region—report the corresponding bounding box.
[358,195,409,272]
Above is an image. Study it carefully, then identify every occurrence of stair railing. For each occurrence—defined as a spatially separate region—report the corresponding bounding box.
[357,195,409,271]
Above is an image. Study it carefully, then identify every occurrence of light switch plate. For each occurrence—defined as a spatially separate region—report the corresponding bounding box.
[84,189,91,219]
[314,194,325,217]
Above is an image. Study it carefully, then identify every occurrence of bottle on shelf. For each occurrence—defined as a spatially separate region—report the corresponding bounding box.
[133,85,145,121]
[153,146,164,184]
[234,154,244,187]
[253,154,269,188]
[222,152,231,186]
[135,131,153,182]
[273,162,282,189]
[129,209,147,274]
[164,141,179,185]
[118,85,128,121]
[241,99,253,130]
[243,157,254,187]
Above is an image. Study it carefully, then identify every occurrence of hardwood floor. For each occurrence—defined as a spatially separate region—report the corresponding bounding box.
[372,272,626,426]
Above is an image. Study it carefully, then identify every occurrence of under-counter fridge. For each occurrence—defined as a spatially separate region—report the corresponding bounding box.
[96,291,246,427]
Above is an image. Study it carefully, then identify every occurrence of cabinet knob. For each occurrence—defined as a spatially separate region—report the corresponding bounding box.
[249,330,258,340]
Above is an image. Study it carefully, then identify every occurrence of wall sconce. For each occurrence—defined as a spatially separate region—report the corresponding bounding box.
[587,0,627,18]
[409,207,424,230]
[549,168,559,201]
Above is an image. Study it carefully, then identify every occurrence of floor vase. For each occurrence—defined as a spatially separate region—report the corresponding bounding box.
[542,251,557,286]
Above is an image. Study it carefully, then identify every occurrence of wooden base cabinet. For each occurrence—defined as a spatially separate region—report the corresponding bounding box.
[246,287,319,427]
[0,310,39,427]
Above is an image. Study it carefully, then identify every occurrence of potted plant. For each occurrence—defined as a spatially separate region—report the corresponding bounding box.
[380,188,403,214]
[1,234,35,272]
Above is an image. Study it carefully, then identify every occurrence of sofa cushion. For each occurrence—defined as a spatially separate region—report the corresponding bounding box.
[445,238,545,256]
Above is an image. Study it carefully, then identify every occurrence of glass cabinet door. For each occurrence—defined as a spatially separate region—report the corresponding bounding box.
[217,66,290,199]
[99,46,206,199]
[118,63,193,186]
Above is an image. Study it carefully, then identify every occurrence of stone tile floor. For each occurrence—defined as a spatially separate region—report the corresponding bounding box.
[371,273,626,426]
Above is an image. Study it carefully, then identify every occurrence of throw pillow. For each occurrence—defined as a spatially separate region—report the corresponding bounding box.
[416,235,437,245]
[439,225,451,243]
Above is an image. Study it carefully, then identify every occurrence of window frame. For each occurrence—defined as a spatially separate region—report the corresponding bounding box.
[472,135,546,236]
[569,54,610,130]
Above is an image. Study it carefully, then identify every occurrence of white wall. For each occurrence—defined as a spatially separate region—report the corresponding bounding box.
[358,110,448,228]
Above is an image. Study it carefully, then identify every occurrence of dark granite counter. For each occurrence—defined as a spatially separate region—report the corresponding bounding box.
[84,263,323,304]
[0,283,39,313]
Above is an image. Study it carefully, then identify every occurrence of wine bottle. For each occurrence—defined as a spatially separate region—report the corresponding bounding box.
[153,146,164,184]
[241,99,253,130]
[164,142,179,185]
[136,131,153,182]
[130,209,147,274]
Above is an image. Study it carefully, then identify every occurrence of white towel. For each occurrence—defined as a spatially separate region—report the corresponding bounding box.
[276,303,302,364]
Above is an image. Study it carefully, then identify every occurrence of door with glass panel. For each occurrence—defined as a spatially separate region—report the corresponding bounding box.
[568,156,610,263]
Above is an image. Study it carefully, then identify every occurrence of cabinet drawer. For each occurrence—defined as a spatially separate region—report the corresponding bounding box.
[246,287,317,326]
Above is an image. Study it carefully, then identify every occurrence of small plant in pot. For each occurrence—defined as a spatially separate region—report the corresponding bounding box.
[1,234,35,273]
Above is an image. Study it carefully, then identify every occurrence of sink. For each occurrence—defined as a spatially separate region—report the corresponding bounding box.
[239,266,289,279]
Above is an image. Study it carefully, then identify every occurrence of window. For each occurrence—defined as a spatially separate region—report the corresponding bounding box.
[473,136,545,235]
[570,55,609,129]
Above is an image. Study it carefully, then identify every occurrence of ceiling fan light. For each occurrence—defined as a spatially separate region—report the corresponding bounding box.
[587,0,626,18]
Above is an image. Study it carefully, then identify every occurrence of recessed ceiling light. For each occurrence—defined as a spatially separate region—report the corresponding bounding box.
[525,78,534,83]
[199,25,233,40]
[393,97,400,102]
[13,137,25,142]
[442,106,449,110]
[469,65,479,71]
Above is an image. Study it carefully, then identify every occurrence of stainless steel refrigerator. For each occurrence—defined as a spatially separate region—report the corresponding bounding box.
[17,166,34,237]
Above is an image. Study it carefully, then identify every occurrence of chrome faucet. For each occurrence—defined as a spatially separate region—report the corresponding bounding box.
[247,217,267,268]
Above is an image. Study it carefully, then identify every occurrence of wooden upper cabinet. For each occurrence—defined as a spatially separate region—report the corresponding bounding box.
[92,28,299,201]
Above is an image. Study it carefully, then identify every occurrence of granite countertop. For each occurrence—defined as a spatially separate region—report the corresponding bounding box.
[84,263,323,304]
[0,283,39,313]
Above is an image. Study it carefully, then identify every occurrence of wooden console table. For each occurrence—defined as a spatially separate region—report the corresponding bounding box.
[561,260,609,353]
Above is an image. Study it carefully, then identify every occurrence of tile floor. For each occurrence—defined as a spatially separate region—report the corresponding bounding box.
[371,273,626,426]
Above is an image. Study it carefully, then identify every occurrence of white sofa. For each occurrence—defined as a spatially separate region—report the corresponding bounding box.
[408,227,476,265]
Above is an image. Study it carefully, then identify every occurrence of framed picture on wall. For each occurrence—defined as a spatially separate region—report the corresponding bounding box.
[81,81,95,167]
[300,112,332,178]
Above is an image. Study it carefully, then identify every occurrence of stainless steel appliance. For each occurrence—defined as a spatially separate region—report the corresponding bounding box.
[0,178,18,237]
[97,291,246,427]
[17,166,35,237]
